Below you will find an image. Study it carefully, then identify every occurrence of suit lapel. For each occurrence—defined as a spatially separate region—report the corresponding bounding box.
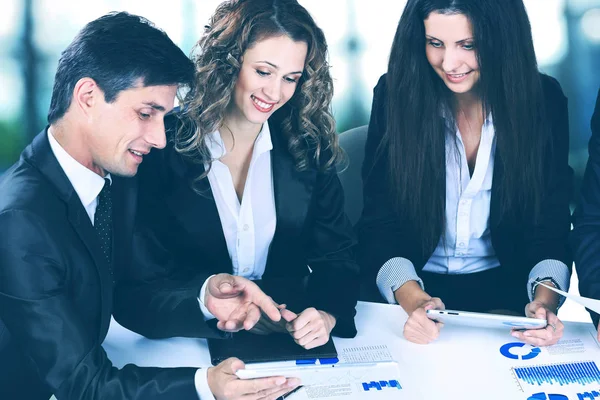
[28,130,113,339]
[163,151,232,273]
[265,125,316,278]
[66,195,113,337]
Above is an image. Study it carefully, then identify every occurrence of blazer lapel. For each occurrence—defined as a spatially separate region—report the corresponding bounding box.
[265,125,316,278]
[163,151,232,273]
[28,130,113,339]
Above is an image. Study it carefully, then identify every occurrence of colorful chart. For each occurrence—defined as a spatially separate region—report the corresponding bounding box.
[500,342,542,360]
[514,361,600,386]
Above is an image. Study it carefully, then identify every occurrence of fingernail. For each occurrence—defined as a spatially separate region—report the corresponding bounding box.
[275,377,286,385]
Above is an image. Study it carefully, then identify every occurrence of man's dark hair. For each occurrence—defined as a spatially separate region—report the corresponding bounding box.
[47,11,194,123]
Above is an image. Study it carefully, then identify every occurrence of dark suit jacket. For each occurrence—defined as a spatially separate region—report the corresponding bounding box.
[572,88,600,325]
[357,73,573,302]
[113,115,359,339]
[0,130,198,399]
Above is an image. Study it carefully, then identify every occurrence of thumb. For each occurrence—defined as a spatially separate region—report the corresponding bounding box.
[535,306,548,320]
[225,357,245,375]
[210,274,243,298]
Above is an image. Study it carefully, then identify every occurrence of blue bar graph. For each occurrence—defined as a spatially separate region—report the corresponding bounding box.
[514,361,600,386]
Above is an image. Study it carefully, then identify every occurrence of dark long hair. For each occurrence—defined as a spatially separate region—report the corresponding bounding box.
[383,0,547,257]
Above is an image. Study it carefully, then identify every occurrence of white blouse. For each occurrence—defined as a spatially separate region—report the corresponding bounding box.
[205,122,277,280]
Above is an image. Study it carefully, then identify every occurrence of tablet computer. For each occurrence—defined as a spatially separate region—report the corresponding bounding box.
[236,361,402,388]
[426,309,547,330]
[207,331,337,366]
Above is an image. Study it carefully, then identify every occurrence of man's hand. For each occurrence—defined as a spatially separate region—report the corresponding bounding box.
[280,308,336,350]
[205,274,281,332]
[250,305,289,335]
[207,358,300,400]
[511,301,564,346]
[403,297,445,344]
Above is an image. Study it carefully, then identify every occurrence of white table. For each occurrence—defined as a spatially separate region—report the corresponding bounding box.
[104,302,600,399]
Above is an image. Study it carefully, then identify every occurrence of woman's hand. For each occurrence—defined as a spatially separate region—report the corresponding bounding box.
[511,301,563,346]
[403,297,445,344]
[280,307,336,350]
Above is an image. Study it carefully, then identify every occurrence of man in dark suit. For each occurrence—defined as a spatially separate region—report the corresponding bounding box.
[0,12,297,400]
[572,88,600,337]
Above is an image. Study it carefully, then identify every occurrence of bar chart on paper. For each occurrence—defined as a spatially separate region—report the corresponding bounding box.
[513,361,600,387]
[512,361,600,400]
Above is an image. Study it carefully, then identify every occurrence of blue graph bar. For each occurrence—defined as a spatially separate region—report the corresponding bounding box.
[514,361,600,386]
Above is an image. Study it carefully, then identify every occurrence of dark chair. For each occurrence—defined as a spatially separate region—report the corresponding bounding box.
[338,125,368,227]
[338,125,385,303]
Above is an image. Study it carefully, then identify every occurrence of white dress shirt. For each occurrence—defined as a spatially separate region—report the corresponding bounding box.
[423,114,500,274]
[376,115,570,305]
[47,129,110,224]
[205,122,277,280]
[48,128,210,400]
[198,123,276,321]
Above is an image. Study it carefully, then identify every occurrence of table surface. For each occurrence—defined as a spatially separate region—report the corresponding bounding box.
[104,301,600,400]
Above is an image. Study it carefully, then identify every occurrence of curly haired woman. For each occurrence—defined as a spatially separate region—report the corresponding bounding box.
[114,0,359,351]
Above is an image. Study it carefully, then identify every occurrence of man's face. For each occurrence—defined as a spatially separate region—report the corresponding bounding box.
[87,82,177,177]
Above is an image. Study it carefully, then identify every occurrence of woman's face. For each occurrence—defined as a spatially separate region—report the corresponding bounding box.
[424,12,480,95]
[229,35,307,127]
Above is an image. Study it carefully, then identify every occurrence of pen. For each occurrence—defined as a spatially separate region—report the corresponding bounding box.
[280,385,303,399]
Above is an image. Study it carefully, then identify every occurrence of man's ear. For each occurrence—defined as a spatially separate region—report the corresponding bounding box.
[72,77,102,118]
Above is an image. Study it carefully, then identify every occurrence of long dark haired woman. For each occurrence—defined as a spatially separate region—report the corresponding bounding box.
[358,0,572,346]
[114,0,359,351]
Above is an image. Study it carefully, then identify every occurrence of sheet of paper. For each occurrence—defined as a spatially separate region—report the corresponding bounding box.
[284,361,416,399]
[338,345,394,363]
[536,282,600,314]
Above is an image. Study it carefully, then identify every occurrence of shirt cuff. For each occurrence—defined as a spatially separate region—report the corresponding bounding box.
[198,275,216,320]
[194,368,215,400]
[527,259,571,309]
[376,257,424,304]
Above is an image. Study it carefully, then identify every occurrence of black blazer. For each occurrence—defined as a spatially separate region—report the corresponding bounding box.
[357,73,573,300]
[572,88,600,325]
[113,115,359,339]
[0,131,198,399]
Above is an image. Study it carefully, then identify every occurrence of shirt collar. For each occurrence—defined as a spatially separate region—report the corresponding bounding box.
[206,122,273,160]
[47,128,111,209]
[440,106,494,134]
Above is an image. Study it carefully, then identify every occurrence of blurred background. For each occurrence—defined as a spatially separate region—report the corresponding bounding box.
[1,0,600,193]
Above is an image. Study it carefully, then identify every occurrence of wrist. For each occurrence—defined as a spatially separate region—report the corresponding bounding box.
[394,281,431,315]
[318,311,337,334]
[533,282,559,312]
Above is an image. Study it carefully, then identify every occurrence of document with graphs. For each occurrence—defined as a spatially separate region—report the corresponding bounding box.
[277,360,411,399]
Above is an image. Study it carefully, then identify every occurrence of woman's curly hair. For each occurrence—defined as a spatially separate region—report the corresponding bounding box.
[176,0,344,176]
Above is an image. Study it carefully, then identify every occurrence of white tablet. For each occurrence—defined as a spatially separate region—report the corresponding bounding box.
[236,361,402,387]
[426,309,547,330]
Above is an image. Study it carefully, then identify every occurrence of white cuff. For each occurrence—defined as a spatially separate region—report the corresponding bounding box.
[376,257,424,304]
[194,367,216,400]
[527,259,571,309]
[198,275,216,320]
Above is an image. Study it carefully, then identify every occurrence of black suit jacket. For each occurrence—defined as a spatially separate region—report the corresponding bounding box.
[357,73,573,301]
[572,88,600,325]
[113,115,359,339]
[0,130,198,399]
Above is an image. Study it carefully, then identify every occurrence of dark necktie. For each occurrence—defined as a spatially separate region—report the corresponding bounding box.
[95,178,113,282]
